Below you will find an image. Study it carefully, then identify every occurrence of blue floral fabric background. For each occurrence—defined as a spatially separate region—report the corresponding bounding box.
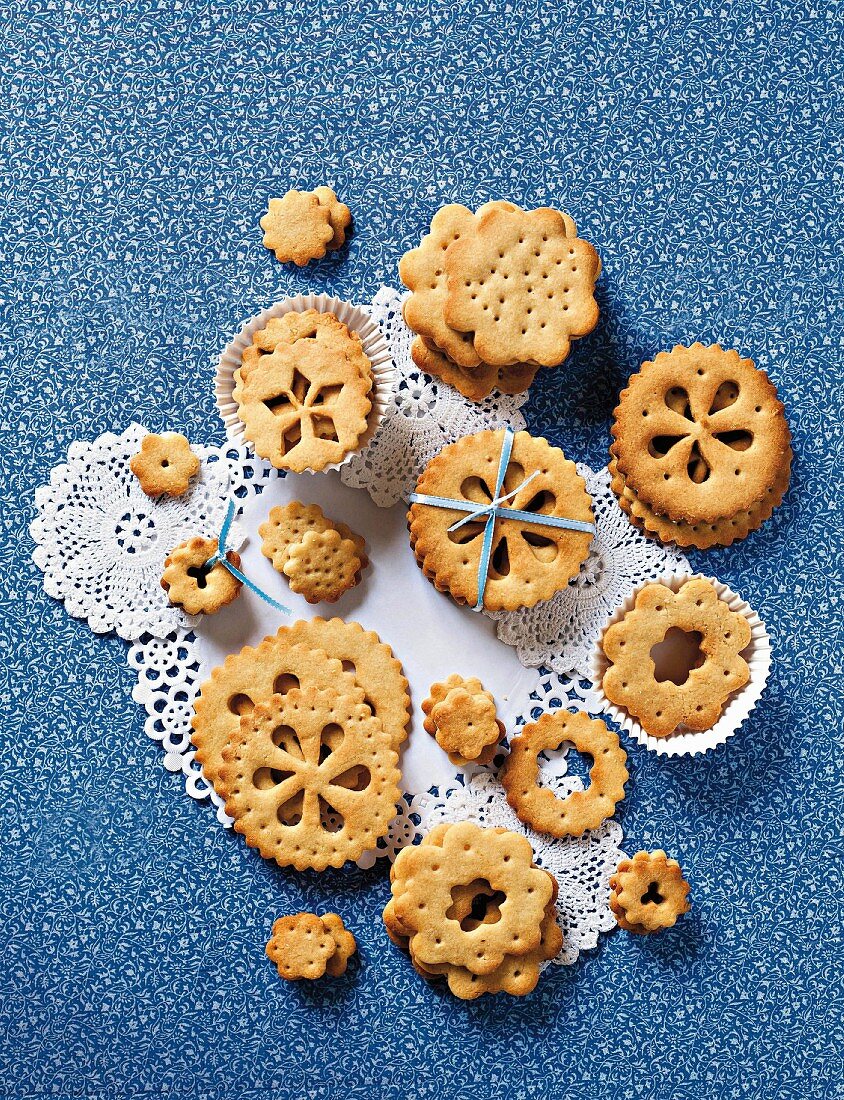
[2,1,841,1097]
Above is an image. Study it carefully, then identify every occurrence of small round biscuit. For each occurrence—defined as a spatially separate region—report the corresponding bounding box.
[609,850,691,933]
[130,432,199,497]
[160,536,241,615]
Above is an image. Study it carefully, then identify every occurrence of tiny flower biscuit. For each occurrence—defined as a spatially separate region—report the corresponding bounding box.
[321,912,357,977]
[260,189,334,266]
[421,674,486,735]
[259,500,368,577]
[430,686,502,764]
[601,577,752,737]
[501,711,628,838]
[130,432,199,497]
[313,186,352,250]
[266,913,337,980]
[161,536,241,616]
[282,528,362,604]
[609,850,691,933]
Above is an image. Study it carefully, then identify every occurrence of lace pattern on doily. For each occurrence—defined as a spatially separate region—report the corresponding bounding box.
[490,464,689,676]
[30,424,269,642]
[339,286,529,507]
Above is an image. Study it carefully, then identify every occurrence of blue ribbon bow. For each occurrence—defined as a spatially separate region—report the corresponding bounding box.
[408,428,595,612]
[205,499,291,614]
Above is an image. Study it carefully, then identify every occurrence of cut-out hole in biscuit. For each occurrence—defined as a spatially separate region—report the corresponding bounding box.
[290,369,310,404]
[277,793,304,826]
[228,693,254,716]
[447,521,485,545]
[311,384,343,407]
[538,742,593,790]
[281,421,302,454]
[641,881,665,905]
[273,673,300,696]
[318,794,345,832]
[709,381,740,413]
[686,441,710,484]
[648,434,688,458]
[713,429,753,451]
[270,723,301,755]
[649,628,705,685]
[341,659,356,674]
[665,386,693,419]
[490,538,510,578]
[521,530,558,562]
[522,489,556,514]
[447,880,506,930]
[264,393,294,417]
[252,765,295,790]
[318,722,344,762]
[186,563,213,590]
[330,764,371,792]
[311,415,339,443]
[460,475,494,504]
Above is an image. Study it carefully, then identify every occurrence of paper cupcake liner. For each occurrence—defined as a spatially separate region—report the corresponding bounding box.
[214,293,396,474]
[589,571,771,758]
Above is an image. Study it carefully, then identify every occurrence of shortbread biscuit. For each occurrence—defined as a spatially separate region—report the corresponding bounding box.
[321,912,357,977]
[192,637,360,788]
[130,432,199,497]
[611,344,791,524]
[609,850,691,933]
[609,451,792,549]
[220,686,400,871]
[444,204,600,367]
[283,528,362,604]
[266,913,337,980]
[233,329,372,472]
[241,310,370,381]
[411,337,537,400]
[390,821,553,975]
[313,186,352,250]
[409,429,593,611]
[601,578,752,737]
[259,500,368,577]
[260,190,334,265]
[160,537,241,615]
[501,711,628,837]
[429,686,503,765]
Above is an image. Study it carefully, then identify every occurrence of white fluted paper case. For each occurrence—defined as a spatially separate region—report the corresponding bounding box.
[214,293,396,474]
[590,571,771,758]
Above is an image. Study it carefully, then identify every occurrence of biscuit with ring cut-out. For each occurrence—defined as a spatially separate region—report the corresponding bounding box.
[611,344,791,525]
[609,451,792,550]
[601,578,752,738]
[501,711,628,837]
[260,190,335,266]
[390,821,552,975]
[130,432,199,497]
[233,336,372,473]
[283,528,362,604]
[411,336,538,401]
[219,686,401,871]
[408,429,593,612]
[609,850,691,933]
[160,536,242,616]
[443,204,600,367]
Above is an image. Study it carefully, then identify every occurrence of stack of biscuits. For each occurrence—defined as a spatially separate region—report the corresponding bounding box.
[610,344,792,548]
[399,201,600,401]
[384,821,562,1000]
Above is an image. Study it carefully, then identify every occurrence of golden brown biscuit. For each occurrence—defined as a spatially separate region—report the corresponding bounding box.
[266,913,338,980]
[259,500,368,577]
[282,528,362,604]
[313,186,352,250]
[609,850,691,933]
[260,190,334,265]
[411,337,538,400]
[160,537,241,615]
[130,432,199,497]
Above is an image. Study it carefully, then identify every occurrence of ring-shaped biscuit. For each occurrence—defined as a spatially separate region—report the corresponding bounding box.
[609,850,691,933]
[501,711,628,837]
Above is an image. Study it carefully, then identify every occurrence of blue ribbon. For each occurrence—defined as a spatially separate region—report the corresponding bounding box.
[408,428,596,612]
[205,499,291,614]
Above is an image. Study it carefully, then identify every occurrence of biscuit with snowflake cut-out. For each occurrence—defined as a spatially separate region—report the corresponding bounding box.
[160,536,242,615]
[609,850,690,933]
[501,711,628,837]
[411,337,537,401]
[611,344,791,525]
[601,577,752,737]
[443,204,600,367]
[282,527,362,604]
[130,432,199,497]
[233,328,372,472]
[260,189,335,266]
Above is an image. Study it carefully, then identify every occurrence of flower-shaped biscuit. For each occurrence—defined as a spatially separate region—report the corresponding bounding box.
[609,850,691,933]
[130,432,199,497]
[260,188,349,266]
[282,528,362,604]
[160,536,242,615]
[266,913,343,980]
[602,578,751,737]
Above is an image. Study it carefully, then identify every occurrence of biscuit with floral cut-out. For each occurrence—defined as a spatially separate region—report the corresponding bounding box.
[219,686,401,871]
[282,527,362,604]
[409,429,593,611]
[266,913,337,980]
[130,432,199,497]
[609,850,691,933]
[611,344,791,525]
[501,711,628,837]
[411,337,537,400]
[260,190,334,266]
[601,578,752,737]
[443,204,600,367]
[160,536,241,616]
[233,331,372,472]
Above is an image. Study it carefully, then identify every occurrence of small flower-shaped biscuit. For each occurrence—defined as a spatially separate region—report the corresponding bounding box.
[430,686,502,764]
[313,186,352,250]
[602,578,752,737]
[260,190,335,266]
[160,536,242,615]
[130,432,199,497]
[266,913,338,981]
[282,528,362,604]
[321,913,357,977]
[609,850,691,933]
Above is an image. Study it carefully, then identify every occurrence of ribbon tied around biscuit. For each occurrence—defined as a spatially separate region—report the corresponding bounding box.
[206,499,291,614]
[409,428,596,611]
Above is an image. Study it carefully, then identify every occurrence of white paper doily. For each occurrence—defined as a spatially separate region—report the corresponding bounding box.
[339,286,530,507]
[491,465,689,676]
[30,424,269,642]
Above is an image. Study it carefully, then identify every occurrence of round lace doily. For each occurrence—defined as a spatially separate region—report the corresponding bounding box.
[30,424,266,641]
[339,287,529,507]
